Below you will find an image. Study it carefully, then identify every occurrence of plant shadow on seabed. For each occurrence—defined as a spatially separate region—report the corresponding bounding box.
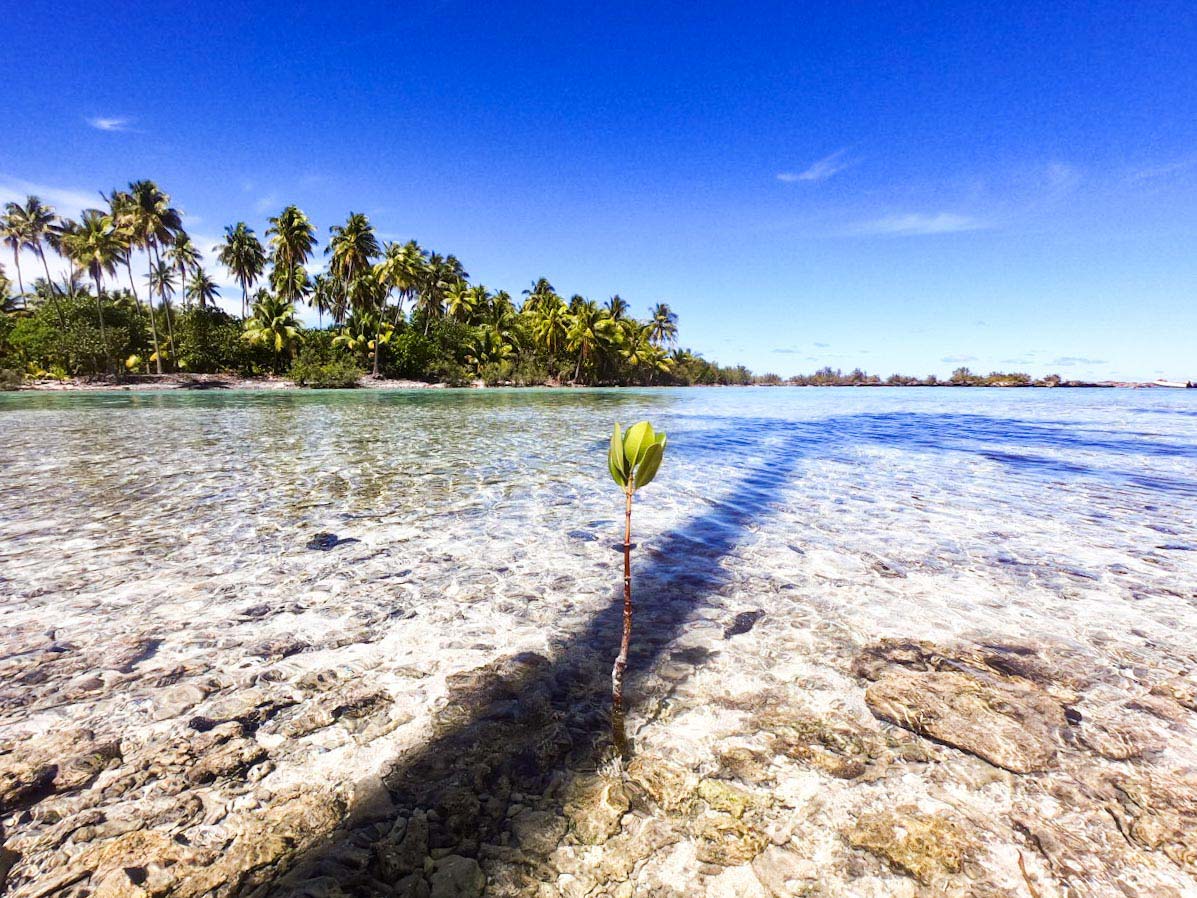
[237,407,1197,897]
[238,423,811,897]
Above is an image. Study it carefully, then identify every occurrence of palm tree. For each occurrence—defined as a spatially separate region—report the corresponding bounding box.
[242,290,300,372]
[522,277,556,313]
[334,309,393,373]
[488,290,516,329]
[375,240,428,329]
[0,203,31,297]
[4,197,63,300]
[311,273,344,326]
[566,299,616,384]
[348,269,390,376]
[187,268,221,309]
[411,246,460,334]
[326,213,380,304]
[162,232,200,364]
[121,181,183,371]
[146,260,177,367]
[605,294,630,321]
[464,327,513,376]
[648,302,678,346]
[623,323,675,382]
[166,234,200,305]
[215,222,266,318]
[445,282,477,323]
[5,196,71,353]
[528,292,569,361]
[266,206,317,307]
[106,189,152,360]
[60,210,123,373]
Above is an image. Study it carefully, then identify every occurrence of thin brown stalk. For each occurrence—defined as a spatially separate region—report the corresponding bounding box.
[611,484,634,756]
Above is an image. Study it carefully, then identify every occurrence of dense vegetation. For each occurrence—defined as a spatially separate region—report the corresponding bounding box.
[0,182,755,388]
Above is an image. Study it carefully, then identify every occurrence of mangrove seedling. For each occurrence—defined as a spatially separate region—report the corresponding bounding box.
[607,419,667,756]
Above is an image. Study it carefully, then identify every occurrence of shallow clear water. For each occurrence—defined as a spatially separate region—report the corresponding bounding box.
[2,387,1196,672]
[3,386,1197,893]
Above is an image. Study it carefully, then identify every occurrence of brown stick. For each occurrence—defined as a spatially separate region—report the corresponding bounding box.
[1017,852,1043,898]
[611,484,634,756]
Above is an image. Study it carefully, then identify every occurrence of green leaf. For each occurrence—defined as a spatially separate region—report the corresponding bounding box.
[622,421,654,468]
[635,438,666,488]
[608,423,628,487]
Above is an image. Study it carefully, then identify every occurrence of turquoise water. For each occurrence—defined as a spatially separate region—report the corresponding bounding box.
[3,385,1197,894]
[2,385,1196,707]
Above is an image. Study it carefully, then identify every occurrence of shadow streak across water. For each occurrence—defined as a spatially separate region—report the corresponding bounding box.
[242,422,810,896]
[236,405,1193,895]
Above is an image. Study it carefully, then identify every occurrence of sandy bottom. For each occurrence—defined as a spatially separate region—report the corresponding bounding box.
[1,387,1195,897]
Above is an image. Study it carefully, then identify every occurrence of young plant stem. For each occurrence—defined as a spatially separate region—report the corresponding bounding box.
[612,483,634,756]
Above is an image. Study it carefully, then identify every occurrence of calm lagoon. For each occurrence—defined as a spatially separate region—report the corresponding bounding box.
[2,386,1196,895]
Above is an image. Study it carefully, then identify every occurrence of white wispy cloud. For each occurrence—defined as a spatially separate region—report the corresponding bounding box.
[86,116,134,132]
[941,354,977,364]
[777,149,854,184]
[1128,155,1197,183]
[0,176,99,217]
[854,212,986,236]
[0,177,99,286]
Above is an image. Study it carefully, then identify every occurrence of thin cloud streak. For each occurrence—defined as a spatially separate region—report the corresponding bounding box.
[1128,154,1197,183]
[853,212,986,236]
[777,149,854,183]
[0,175,98,217]
[86,116,134,132]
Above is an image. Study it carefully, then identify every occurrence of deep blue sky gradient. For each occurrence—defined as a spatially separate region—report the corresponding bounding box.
[4,1,1196,379]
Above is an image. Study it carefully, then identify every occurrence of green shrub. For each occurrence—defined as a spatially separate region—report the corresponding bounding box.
[175,307,256,374]
[289,348,364,388]
[384,330,438,380]
[429,359,472,386]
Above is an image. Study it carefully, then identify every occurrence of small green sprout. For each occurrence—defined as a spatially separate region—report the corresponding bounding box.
[607,420,667,756]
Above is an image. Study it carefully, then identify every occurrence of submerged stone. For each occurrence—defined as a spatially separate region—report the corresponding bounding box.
[865,667,1064,773]
[306,532,360,551]
[855,639,1075,773]
[562,775,630,845]
[846,806,978,884]
[724,610,766,639]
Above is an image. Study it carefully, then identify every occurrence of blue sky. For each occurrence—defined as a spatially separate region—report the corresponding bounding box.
[4,1,1196,380]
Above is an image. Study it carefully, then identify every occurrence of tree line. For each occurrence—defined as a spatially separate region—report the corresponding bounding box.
[0,182,754,387]
[754,366,1078,387]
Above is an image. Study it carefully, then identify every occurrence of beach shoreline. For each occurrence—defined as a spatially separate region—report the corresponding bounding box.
[8,374,1191,393]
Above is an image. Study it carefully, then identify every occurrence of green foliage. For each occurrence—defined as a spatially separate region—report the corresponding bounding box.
[608,421,668,491]
[175,306,255,373]
[288,346,364,388]
[3,182,757,388]
[242,290,301,372]
[384,329,439,380]
[4,291,144,375]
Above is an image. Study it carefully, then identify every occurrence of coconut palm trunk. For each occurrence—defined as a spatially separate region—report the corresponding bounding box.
[144,256,164,374]
[10,250,24,297]
[92,273,112,375]
[153,244,176,370]
[34,246,71,359]
[611,483,634,756]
